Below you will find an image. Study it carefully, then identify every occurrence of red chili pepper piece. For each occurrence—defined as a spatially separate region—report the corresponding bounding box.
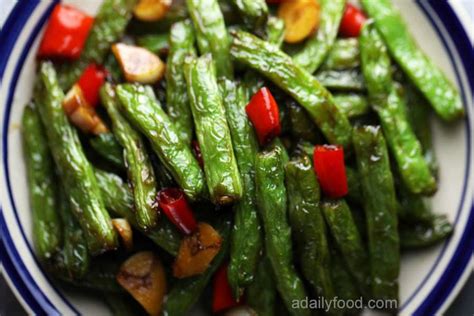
[77,64,108,107]
[157,188,197,235]
[245,87,281,145]
[37,4,94,60]
[212,264,242,313]
[191,140,204,168]
[339,4,367,38]
[313,145,348,198]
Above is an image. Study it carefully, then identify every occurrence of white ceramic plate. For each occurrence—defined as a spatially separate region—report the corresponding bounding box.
[0,1,473,315]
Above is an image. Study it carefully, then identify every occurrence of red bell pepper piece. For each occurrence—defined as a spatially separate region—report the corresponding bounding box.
[156,188,198,235]
[212,264,242,314]
[191,140,204,168]
[245,87,281,145]
[339,4,367,38]
[77,64,108,107]
[37,4,94,60]
[313,145,348,198]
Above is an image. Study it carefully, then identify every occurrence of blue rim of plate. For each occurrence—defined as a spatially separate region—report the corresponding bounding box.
[0,0,473,315]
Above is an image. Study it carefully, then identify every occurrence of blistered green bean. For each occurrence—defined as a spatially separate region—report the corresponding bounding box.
[360,23,436,195]
[184,55,242,204]
[353,125,399,303]
[256,148,310,316]
[166,20,196,145]
[293,0,346,73]
[36,62,117,255]
[231,30,352,147]
[101,83,158,230]
[187,0,233,77]
[315,68,366,92]
[95,168,181,255]
[322,38,360,70]
[220,79,262,296]
[116,83,206,200]
[286,156,336,312]
[361,0,463,121]
[22,105,62,261]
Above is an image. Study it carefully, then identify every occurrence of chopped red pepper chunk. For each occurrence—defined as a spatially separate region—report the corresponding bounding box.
[156,188,198,235]
[338,4,367,38]
[37,4,94,60]
[245,87,281,145]
[77,64,108,107]
[212,264,243,314]
[313,145,348,198]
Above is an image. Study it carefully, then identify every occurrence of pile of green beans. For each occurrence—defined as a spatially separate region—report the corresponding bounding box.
[22,0,459,314]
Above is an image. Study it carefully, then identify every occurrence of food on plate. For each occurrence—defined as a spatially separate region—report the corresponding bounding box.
[22,0,459,314]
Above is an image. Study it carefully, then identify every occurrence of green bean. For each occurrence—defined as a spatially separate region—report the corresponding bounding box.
[404,83,438,178]
[360,23,436,195]
[137,33,169,55]
[89,133,125,169]
[101,83,158,231]
[184,55,242,204]
[353,125,399,303]
[230,0,268,30]
[293,0,346,73]
[166,20,196,145]
[255,147,310,316]
[219,79,262,297]
[393,160,434,225]
[285,156,336,312]
[22,105,61,262]
[187,0,233,78]
[288,99,321,143]
[162,218,231,316]
[268,137,289,165]
[294,140,314,158]
[247,256,276,316]
[345,166,363,206]
[329,246,361,313]
[322,38,360,70]
[332,93,370,118]
[314,68,366,92]
[397,187,434,225]
[95,168,181,256]
[322,199,369,296]
[361,0,463,121]
[231,30,352,147]
[35,62,117,255]
[94,169,133,215]
[266,16,285,47]
[244,17,285,97]
[399,215,453,250]
[56,185,90,280]
[58,0,136,89]
[116,83,205,201]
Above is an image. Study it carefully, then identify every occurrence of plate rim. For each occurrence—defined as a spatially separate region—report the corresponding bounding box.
[0,1,472,315]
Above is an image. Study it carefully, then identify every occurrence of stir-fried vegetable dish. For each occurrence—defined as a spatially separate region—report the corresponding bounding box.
[22,0,460,314]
